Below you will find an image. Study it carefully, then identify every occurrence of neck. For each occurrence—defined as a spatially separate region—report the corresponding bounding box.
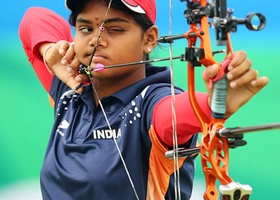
[91,67,146,105]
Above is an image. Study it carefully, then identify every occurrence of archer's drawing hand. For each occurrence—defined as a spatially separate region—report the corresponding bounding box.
[44,40,88,93]
[203,50,269,118]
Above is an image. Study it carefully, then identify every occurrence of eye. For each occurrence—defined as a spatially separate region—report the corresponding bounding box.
[107,27,125,33]
[79,27,93,33]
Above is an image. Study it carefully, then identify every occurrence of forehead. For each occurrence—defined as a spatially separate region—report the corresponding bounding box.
[76,1,135,25]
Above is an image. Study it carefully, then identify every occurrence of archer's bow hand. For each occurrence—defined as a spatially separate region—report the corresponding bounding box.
[203,50,269,118]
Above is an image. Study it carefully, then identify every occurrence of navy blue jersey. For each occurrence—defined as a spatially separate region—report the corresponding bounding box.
[41,66,198,200]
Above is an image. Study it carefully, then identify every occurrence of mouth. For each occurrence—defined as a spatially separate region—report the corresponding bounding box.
[86,53,108,64]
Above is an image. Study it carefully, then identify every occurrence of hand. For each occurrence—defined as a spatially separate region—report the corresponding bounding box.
[43,40,88,93]
[203,50,269,117]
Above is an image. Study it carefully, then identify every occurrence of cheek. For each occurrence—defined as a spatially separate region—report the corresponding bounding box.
[74,35,89,48]
[73,44,87,64]
[73,45,81,58]
[118,39,144,59]
[73,39,87,55]
[114,46,144,63]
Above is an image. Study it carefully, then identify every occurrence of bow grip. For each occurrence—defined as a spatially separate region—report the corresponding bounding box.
[211,57,232,119]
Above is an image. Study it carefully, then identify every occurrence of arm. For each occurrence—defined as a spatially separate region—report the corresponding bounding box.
[152,92,211,147]
[19,7,73,92]
[153,51,268,148]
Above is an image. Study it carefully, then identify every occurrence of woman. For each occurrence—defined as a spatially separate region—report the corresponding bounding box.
[19,0,268,199]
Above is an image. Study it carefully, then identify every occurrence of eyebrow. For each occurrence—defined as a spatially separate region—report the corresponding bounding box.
[76,18,92,24]
[76,17,129,25]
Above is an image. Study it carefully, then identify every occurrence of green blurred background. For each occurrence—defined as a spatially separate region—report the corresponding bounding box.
[1,1,279,199]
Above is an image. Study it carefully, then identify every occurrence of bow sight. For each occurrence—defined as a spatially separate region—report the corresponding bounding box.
[181,0,266,46]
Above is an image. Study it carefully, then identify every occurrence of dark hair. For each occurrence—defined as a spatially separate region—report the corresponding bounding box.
[68,0,153,32]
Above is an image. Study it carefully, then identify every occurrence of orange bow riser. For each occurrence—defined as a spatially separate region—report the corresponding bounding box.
[182,0,266,199]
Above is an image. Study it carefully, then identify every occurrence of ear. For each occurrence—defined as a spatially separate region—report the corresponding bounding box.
[143,25,158,54]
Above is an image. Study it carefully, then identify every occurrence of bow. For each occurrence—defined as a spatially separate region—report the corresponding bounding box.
[164,0,272,199]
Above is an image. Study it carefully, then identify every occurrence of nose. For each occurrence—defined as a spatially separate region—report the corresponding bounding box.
[88,29,107,48]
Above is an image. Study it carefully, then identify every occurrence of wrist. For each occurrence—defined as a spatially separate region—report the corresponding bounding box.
[42,44,55,74]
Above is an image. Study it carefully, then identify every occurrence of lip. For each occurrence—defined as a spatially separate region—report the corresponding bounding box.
[86,52,108,65]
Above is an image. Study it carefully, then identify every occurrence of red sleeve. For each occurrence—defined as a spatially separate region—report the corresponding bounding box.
[19,7,73,92]
[152,92,211,147]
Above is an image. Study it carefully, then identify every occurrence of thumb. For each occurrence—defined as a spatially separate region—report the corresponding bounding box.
[202,64,220,81]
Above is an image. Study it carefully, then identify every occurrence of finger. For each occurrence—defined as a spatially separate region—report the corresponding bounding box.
[69,56,81,70]
[56,40,72,56]
[66,66,75,74]
[227,58,252,81]
[66,57,81,76]
[229,69,258,88]
[75,74,90,83]
[45,44,64,68]
[227,50,247,71]
[61,42,76,65]
[66,64,90,84]
[251,76,269,89]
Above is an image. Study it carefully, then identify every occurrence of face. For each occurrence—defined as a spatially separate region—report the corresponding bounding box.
[74,1,158,84]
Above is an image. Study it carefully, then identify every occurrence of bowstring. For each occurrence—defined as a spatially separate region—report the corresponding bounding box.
[85,0,140,199]
[168,0,181,199]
